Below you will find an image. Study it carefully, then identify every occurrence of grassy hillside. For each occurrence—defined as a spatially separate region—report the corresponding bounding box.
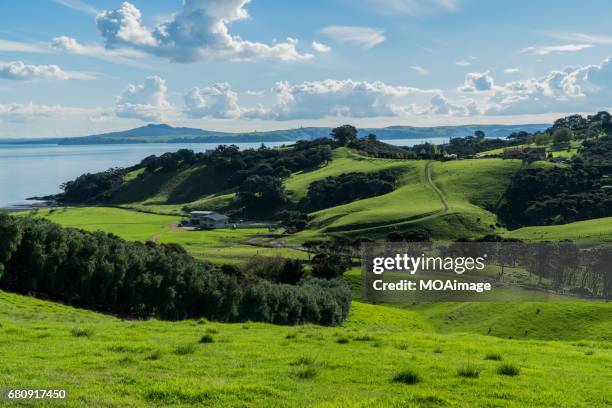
[409,302,612,341]
[2,290,610,407]
[284,148,410,201]
[504,216,612,242]
[292,156,528,241]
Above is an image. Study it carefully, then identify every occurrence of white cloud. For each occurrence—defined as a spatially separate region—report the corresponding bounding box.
[184,83,243,119]
[455,59,472,67]
[51,36,147,67]
[0,39,48,54]
[409,65,429,75]
[312,41,331,53]
[427,93,470,115]
[473,56,612,115]
[458,70,494,92]
[51,36,145,63]
[521,44,592,56]
[249,79,436,120]
[95,1,312,63]
[543,31,612,45]
[504,68,520,74]
[0,60,96,81]
[116,76,173,121]
[53,0,99,16]
[246,90,265,96]
[362,0,459,16]
[320,26,385,49]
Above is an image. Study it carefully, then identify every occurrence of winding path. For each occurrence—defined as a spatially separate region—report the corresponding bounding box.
[424,160,449,213]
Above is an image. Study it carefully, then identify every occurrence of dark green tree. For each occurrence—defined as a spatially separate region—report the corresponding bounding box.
[331,125,358,145]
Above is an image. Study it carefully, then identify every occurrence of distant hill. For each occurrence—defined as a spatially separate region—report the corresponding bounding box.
[0,123,550,145]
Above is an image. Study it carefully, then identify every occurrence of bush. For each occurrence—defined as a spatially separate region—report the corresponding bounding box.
[242,256,304,285]
[336,337,350,344]
[277,210,310,232]
[292,366,319,379]
[174,344,197,355]
[311,253,351,280]
[145,350,163,360]
[199,334,214,344]
[457,364,481,378]
[497,363,520,376]
[392,369,421,385]
[484,352,503,361]
[70,327,94,338]
[290,356,315,366]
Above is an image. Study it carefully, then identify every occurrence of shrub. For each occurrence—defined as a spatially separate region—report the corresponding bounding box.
[242,256,304,285]
[70,327,94,338]
[292,366,319,380]
[174,344,197,355]
[199,334,214,344]
[336,337,350,344]
[290,357,315,366]
[311,253,351,279]
[145,350,163,361]
[485,352,503,361]
[457,364,481,378]
[392,369,421,385]
[497,363,520,376]
[354,335,376,342]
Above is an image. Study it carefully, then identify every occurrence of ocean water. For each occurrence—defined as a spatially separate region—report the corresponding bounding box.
[0,138,445,208]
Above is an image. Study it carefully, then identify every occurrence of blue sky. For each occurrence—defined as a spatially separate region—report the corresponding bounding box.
[2,0,612,137]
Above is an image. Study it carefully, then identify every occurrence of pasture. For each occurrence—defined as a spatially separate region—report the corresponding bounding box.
[1,291,610,407]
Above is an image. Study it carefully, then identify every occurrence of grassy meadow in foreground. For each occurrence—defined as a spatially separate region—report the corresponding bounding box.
[1,291,610,407]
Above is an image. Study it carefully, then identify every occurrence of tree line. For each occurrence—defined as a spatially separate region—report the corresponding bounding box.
[0,214,351,325]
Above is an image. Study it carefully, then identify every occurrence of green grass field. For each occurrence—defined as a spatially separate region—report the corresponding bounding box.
[15,207,180,241]
[1,291,610,407]
[15,207,306,264]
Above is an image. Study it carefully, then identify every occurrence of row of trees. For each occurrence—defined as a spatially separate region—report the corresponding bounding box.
[475,238,611,298]
[0,215,351,325]
[379,237,611,298]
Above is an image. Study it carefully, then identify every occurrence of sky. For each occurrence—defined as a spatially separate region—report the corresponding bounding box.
[2,0,612,138]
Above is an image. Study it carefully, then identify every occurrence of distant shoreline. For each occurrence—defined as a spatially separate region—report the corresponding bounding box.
[1,201,56,213]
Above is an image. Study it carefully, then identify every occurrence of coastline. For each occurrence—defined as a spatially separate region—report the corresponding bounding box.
[1,201,56,213]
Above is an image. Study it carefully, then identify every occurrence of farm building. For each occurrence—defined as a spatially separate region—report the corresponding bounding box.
[188,211,229,229]
[502,147,546,160]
